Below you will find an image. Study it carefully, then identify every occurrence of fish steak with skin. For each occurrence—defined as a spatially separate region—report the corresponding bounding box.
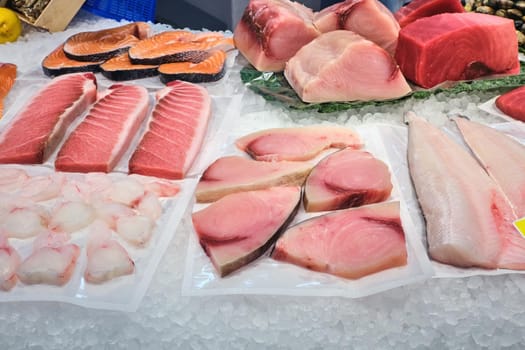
[272,201,407,279]
[284,30,411,103]
[233,0,320,72]
[0,72,97,165]
[314,0,400,55]
[0,62,16,119]
[395,12,519,88]
[406,112,525,270]
[192,186,301,277]
[42,43,103,77]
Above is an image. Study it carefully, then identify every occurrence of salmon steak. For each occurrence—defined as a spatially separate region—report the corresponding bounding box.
[236,125,362,161]
[0,63,16,119]
[42,43,103,77]
[0,72,97,165]
[63,22,151,62]
[192,186,301,277]
[304,149,393,212]
[159,50,227,84]
[272,201,408,280]
[195,155,313,203]
[100,52,159,81]
[128,30,234,65]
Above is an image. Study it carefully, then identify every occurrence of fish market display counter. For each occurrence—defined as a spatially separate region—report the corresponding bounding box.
[1,12,525,350]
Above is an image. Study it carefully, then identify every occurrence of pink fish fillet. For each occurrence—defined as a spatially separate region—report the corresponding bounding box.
[454,117,525,218]
[313,0,400,55]
[195,155,313,203]
[236,125,362,161]
[284,30,411,103]
[192,186,301,277]
[233,0,320,72]
[272,201,407,279]
[407,112,525,269]
[0,72,97,164]
[0,234,21,291]
[304,149,392,212]
[55,83,150,173]
[128,80,211,180]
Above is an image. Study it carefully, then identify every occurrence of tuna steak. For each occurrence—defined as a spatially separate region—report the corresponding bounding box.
[192,186,301,277]
[55,84,150,173]
[233,0,320,72]
[313,0,400,55]
[236,125,362,161]
[454,117,525,218]
[285,30,411,103]
[495,86,525,122]
[407,112,525,270]
[0,72,97,164]
[272,201,407,279]
[304,149,392,212]
[394,0,465,28]
[195,155,313,203]
[128,80,211,180]
[395,13,519,88]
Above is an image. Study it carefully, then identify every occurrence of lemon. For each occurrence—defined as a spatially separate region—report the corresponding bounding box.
[0,7,22,44]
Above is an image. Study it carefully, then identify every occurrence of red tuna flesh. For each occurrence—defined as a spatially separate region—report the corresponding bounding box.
[272,201,407,279]
[236,125,362,161]
[304,149,392,212]
[195,155,313,203]
[394,0,465,28]
[454,117,525,219]
[314,0,400,55]
[495,86,525,122]
[128,80,211,180]
[395,12,519,89]
[0,73,97,164]
[233,0,320,72]
[55,84,149,173]
[407,112,525,270]
[192,186,301,277]
[285,30,411,103]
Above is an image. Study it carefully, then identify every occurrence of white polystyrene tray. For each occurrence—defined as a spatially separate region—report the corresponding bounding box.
[181,124,435,297]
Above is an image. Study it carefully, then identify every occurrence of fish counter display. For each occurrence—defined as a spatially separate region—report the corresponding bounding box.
[2,3,525,349]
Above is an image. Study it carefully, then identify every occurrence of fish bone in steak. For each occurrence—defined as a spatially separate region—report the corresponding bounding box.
[128,80,211,180]
[55,84,150,173]
[284,30,411,103]
[233,0,320,72]
[395,12,519,88]
[0,72,97,165]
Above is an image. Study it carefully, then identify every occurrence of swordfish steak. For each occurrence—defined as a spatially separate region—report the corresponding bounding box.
[395,13,519,88]
[272,201,407,279]
[233,0,320,72]
[128,80,211,180]
[284,30,411,103]
[304,149,392,212]
[407,113,525,270]
[0,72,97,165]
[192,186,301,277]
[55,84,149,173]
[195,155,313,202]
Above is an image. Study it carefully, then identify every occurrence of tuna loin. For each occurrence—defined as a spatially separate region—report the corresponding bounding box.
[393,0,465,28]
[128,80,211,180]
[454,117,525,218]
[272,201,407,279]
[313,0,400,55]
[235,125,362,161]
[195,155,313,203]
[233,0,320,72]
[192,186,301,277]
[395,13,519,88]
[284,30,411,103]
[0,72,97,164]
[495,86,525,122]
[407,112,525,270]
[304,149,392,212]
[55,84,150,173]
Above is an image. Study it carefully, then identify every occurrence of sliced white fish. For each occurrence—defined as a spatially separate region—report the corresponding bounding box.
[106,177,145,206]
[115,215,155,247]
[135,192,162,221]
[17,173,66,202]
[0,167,28,193]
[92,200,135,230]
[0,234,21,291]
[2,205,49,239]
[48,201,96,233]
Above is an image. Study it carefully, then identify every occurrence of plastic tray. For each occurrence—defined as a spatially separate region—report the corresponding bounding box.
[82,0,156,22]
